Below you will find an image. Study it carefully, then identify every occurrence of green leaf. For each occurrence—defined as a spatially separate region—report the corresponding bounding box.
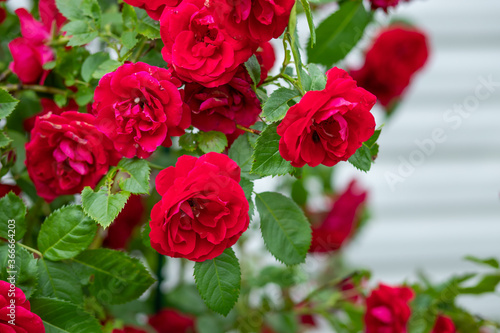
[0,131,12,148]
[122,4,138,30]
[37,205,97,261]
[240,178,254,218]
[117,158,151,194]
[266,312,299,333]
[348,144,372,172]
[460,274,500,294]
[141,223,152,249]
[179,132,198,152]
[30,297,102,333]
[198,131,228,154]
[81,52,109,82]
[465,256,500,269]
[308,64,326,91]
[0,244,38,298]
[62,21,98,47]
[6,130,27,174]
[0,192,26,241]
[307,0,372,67]
[81,186,130,228]
[251,123,294,177]
[92,59,122,80]
[34,259,84,305]
[122,31,138,49]
[137,16,161,39]
[262,88,301,123]
[299,0,316,47]
[0,88,19,119]
[255,192,311,265]
[244,55,261,87]
[194,248,241,316]
[75,85,94,106]
[72,249,155,304]
[55,0,84,21]
[228,134,258,179]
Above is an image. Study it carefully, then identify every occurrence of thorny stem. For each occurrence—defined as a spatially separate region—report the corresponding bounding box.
[236,124,261,135]
[0,84,68,96]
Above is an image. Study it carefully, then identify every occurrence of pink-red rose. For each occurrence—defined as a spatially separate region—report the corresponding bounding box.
[24,98,79,133]
[0,280,45,332]
[92,62,190,158]
[25,111,120,202]
[104,195,145,250]
[364,284,414,333]
[350,24,429,108]
[150,153,250,262]
[256,42,276,85]
[123,0,181,20]
[277,67,376,167]
[309,180,367,253]
[370,0,405,12]
[208,0,295,43]
[148,308,196,333]
[0,184,21,198]
[184,66,261,134]
[160,0,254,88]
[431,315,456,333]
[112,327,148,333]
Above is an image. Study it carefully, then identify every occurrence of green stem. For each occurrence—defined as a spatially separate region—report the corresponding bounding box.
[154,254,165,312]
[148,162,167,171]
[0,84,68,95]
[236,124,261,135]
[18,242,43,258]
[132,38,149,63]
[285,33,305,96]
[0,69,11,82]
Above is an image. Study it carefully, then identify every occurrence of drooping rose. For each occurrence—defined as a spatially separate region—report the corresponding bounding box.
[112,327,148,333]
[160,0,254,88]
[431,315,456,333]
[24,98,79,132]
[255,42,276,85]
[364,284,414,333]
[25,111,120,202]
[0,280,45,332]
[150,153,250,261]
[123,0,181,20]
[92,62,190,158]
[277,67,376,168]
[309,180,367,253]
[103,195,145,250]
[148,308,196,333]
[208,0,295,43]
[350,25,429,108]
[184,66,261,134]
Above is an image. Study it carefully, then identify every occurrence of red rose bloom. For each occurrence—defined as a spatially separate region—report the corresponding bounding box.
[277,67,376,167]
[431,315,456,333]
[364,284,414,333]
[160,0,254,88]
[104,195,145,250]
[112,327,147,333]
[24,98,79,133]
[25,111,120,202]
[148,308,195,333]
[350,25,429,108]
[0,280,45,332]
[123,0,181,20]
[208,0,295,43]
[0,0,6,25]
[0,184,21,198]
[309,180,367,253]
[150,153,250,261]
[184,66,261,134]
[370,0,404,12]
[92,62,190,158]
[256,42,276,85]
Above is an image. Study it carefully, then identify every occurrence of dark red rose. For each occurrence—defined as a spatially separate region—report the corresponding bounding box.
[370,0,404,12]
[24,98,79,132]
[0,184,21,198]
[160,0,254,88]
[184,66,261,134]
[0,280,45,332]
[0,1,6,25]
[103,195,145,250]
[92,62,190,158]
[25,111,120,202]
[364,284,414,333]
[123,0,181,20]
[148,308,196,333]
[150,153,250,261]
[309,180,367,253]
[431,315,456,333]
[350,25,429,108]
[277,67,376,167]
[208,0,295,43]
[339,277,366,305]
[112,327,148,333]
[256,42,276,85]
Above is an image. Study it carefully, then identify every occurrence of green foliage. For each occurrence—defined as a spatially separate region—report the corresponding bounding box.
[348,129,381,172]
[0,89,19,119]
[0,192,26,241]
[228,133,258,179]
[117,158,151,194]
[0,243,38,298]
[81,52,110,82]
[299,0,316,47]
[37,205,97,261]
[81,185,131,228]
[198,131,228,154]
[0,131,11,148]
[307,0,372,67]
[239,177,255,217]
[194,248,241,316]
[34,259,84,305]
[255,192,311,265]
[262,88,301,123]
[308,64,327,91]
[136,14,161,39]
[244,55,262,88]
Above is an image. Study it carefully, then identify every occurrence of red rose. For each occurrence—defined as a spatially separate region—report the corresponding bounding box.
[148,308,196,333]
[208,0,295,43]
[364,284,414,333]
[0,1,6,25]
[0,184,21,198]
[184,66,261,134]
[92,62,190,158]
[0,280,45,332]
[350,25,429,108]
[431,315,456,333]
[25,111,120,202]
[123,0,181,20]
[24,98,79,132]
[112,327,148,333]
[370,0,404,12]
[277,67,376,167]
[150,153,250,261]
[160,0,254,88]
[256,42,276,85]
[309,180,367,253]
[103,195,145,250]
